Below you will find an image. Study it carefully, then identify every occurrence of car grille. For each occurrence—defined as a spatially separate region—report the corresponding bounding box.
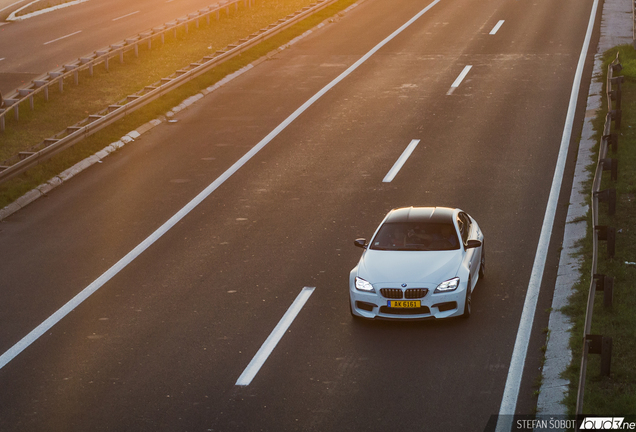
[380,288,429,299]
[380,288,403,299]
[405,288,428,299]
[380,306,431,315]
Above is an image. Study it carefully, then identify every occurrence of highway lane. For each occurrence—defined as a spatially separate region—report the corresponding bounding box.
[0,0,257,93]
[0,0,598,430]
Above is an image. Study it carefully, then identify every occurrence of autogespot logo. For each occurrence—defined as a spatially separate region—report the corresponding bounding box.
[579,417,635,430]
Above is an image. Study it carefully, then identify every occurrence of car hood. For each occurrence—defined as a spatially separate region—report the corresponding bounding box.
[357,249,463,285]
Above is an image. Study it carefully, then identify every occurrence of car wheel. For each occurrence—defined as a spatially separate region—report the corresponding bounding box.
[462,279,472,318]
[479,243,486,279]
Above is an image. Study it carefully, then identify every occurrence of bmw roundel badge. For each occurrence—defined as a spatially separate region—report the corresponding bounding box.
[401,283,407,288]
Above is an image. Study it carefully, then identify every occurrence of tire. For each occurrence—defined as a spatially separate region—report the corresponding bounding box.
[462,279,472,318]
[479,243,486,280]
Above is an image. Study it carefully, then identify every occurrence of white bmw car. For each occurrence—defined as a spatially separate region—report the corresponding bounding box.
[349,207,484,320]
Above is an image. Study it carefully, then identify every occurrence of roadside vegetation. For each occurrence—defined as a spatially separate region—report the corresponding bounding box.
[0,0,358,209]
[561,44,636,414]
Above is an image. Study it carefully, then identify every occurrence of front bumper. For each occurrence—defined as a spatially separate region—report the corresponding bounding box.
[349,283,467,320]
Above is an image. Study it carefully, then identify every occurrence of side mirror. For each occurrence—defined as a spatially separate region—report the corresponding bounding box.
[466,239,482,249]
[354,238,367,249]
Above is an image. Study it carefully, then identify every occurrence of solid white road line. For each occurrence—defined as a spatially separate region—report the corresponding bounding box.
[490,20,505,35]
[0,0,442,371]
[112,10,140,21]
[447,65,472,95]
[383,139,420,183]
[495,0,599,430]
[43,30,82,45]
[236,287,315,386]
[0,0,29,13]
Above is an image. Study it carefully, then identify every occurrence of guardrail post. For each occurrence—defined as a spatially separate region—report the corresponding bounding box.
[601,157,618,181]
[80,57,94,76]
[126,38,139,57]
[4,99,19,120]
[18,89,34,110]
[139,31,152,49]
[610,109,622,128]
[188,13,199,28]
[603,133,618,153]
[165,22,177,38]
[34,79,49,101]
[594,274,614,308]
[111,44,125,63]
[610,76,623,110]
[152,27,165,43]
[595,225,616,258]
[176,17,188,34]
[64,65,78,85]
[49,72,64,92]
[96,50,110,71]
[594,188,616,215]
[601,337,613,376]
[586,335,612,376]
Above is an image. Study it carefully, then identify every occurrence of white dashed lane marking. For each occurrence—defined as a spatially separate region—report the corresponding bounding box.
[447,65,472,95]
[236,287,315,386]
[43,30,82,45]
[112,11,140,21]
[490,20,505,35]
[383,139,420,183]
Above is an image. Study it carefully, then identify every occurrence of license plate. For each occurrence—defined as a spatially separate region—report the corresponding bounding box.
[387,300,421,308]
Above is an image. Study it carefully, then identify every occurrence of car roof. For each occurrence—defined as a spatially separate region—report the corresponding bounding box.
[384,207,457,224]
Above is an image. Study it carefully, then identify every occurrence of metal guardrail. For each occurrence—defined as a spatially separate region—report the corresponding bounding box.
[575,52,622,420]
[0,0,250,131]
[0,0,339,183]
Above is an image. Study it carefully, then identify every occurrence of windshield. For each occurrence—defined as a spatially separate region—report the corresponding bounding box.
[370,222,460,251]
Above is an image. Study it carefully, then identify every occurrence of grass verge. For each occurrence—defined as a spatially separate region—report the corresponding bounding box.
[0,0,358,210]
[561,44,636,415]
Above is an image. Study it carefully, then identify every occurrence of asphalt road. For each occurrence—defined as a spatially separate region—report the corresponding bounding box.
[0,0,598,430]
[0,0,244,93]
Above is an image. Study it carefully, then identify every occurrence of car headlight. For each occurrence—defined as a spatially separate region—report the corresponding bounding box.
[434,277,460,293]
[355,277,375,293]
